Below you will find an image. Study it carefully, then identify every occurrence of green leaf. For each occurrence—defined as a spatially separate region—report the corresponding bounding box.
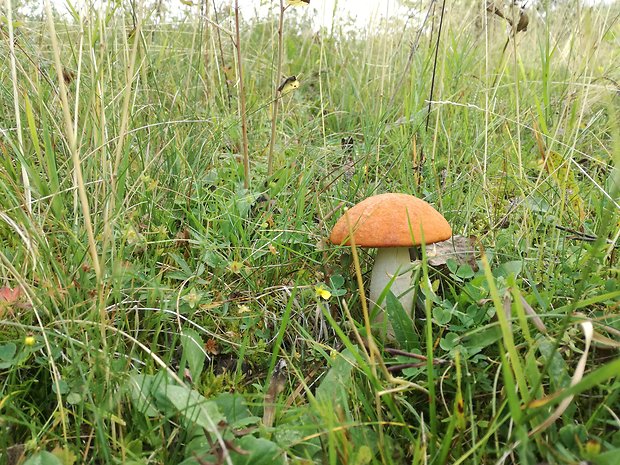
[385,291,418,350]
[167,253,194,279]
[213,392,260,428]
[22,452,63,465]
[203,250,225,268]
[462,326,502,352]
[499,343,522,424]
[127,373,162,417]
[180,434,211,463]
[66,392,82,405]
[316,348,357,409]
[51,379,69,395]
[447,258,458,274]
[592,449,620,465]
[456,264,475,279]
[439,332,459,351]
[181,328,206,380]
[231,436,285,465]
[51,446,77,465]
[496,260,523,278]
[330,288,347,297]
[353,445,373,465]
[538,338,570,390]
[177,457,211,465]
[0,342,16,361]
[433,305,452,326]
[329,274,345,289]
[559,424,587,448]
[159,385,224,433]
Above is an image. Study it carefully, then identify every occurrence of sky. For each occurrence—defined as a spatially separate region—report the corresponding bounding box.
[236,0,409,31]
[36,0,409,30]
[27,0,620,30]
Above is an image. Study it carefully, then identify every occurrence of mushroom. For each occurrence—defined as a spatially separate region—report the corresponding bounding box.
[329,193,452,334]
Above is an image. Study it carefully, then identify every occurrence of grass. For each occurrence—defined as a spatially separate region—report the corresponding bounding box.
[1,0,619,464]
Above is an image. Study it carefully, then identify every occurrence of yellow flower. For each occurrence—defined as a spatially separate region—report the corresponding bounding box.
[315,285,331,300]
[584,439,601,456]
[125,226,143,246]
[228,261,244,274]
[237,304,251,314]
[182,288,202,309]
[24,336,36,346]
[154,225,168,236]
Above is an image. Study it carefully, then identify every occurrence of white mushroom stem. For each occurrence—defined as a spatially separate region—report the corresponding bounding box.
[368,247,414,329]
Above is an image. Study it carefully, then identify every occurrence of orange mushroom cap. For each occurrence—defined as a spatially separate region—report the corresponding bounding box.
[329,193,451,247]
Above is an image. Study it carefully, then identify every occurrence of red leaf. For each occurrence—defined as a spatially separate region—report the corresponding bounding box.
[0,286,21,304]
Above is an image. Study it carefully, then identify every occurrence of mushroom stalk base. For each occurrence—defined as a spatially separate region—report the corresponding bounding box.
[368,247,414,338]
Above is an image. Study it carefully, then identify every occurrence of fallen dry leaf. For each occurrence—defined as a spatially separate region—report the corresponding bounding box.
[519,295,548,334]
[205,339,219,355]
[591,331,620,349]
[427,235,479,269]
[263,359,287,428]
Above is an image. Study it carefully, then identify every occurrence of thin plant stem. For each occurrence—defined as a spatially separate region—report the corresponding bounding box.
[211,0,233,109]
[44,0,101,282]
[112,14,141,189]
[234,0,250,189]
[511,6,523,180]
[345,226,376,373]
[7,0,31,215]
[102,5,142,334]
[267,0,286,177]
[424,0,446,134]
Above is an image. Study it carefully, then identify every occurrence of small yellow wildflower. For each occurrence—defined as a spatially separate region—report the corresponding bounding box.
[141,175,158,191]
[237,304,251,314]
[154,225,168,237]
[182,288,202,309]
[315,285,331,300]
[24,336,36,346]
[228,261,244,274]
[125,227,142,246]
[585,440,601,456]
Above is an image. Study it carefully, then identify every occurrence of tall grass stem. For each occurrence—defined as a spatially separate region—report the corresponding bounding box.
[234,0,251,189]
[44,0,101,282]
[7,0,31,214]
[267,1,286,177]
